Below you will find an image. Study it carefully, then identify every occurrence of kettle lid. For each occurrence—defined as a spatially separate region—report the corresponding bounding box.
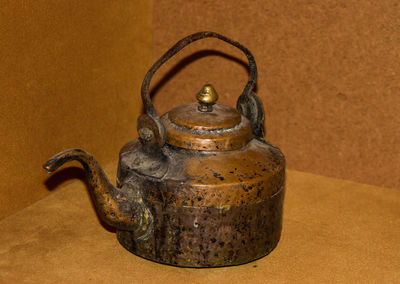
[161,84,252,151]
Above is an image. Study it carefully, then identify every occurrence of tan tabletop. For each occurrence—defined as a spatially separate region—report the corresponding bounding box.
[1,164,399,283]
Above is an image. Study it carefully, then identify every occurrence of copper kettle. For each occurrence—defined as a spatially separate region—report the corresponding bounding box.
[44,32,285,267]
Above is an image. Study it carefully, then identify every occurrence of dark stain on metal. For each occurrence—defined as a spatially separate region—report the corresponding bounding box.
[43,32,285,268]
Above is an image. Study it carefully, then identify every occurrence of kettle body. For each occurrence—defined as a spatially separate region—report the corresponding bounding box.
[116,136,284,267]
[44,32,285,268]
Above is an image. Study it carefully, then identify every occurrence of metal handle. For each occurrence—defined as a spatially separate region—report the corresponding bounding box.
[138,31,265,147]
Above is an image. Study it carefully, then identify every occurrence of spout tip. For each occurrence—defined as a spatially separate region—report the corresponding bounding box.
[42,149,88,174]
[43,163,52,174]
[42,159,56,174]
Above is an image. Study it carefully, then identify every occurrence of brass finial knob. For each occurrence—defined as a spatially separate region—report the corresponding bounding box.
[196,84,218,112]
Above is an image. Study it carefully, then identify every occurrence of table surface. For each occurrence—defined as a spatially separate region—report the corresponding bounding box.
[1,163,399,283]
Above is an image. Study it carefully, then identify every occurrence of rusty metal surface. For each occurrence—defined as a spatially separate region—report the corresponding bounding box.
[116,138,285,267]
[43,149,152,236]
[43,32,286,268]
[117,189,283,267]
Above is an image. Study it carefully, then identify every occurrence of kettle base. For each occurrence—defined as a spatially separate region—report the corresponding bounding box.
[117,234,279,268]
[116,186,284,268]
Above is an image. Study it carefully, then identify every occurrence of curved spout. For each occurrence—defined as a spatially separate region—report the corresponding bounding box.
[43,149,152,237]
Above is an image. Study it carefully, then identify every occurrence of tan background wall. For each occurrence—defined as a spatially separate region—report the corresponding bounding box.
[152,0,400,189]
[0,0,152,219]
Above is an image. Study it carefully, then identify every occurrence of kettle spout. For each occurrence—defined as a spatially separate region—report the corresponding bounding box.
[43,149,152,237]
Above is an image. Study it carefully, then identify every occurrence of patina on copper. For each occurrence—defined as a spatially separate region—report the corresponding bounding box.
[161,96,254,151]
[43,31,285,267]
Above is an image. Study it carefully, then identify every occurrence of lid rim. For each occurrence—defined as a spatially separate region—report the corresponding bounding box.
[167,102,242,131]
[161,113,253,151]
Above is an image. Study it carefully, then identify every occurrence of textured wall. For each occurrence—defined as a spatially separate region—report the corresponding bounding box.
[0,0,152,219]
[152,0,400,189]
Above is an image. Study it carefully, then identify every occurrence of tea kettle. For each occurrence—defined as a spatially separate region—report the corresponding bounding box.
[44,31,285,267]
